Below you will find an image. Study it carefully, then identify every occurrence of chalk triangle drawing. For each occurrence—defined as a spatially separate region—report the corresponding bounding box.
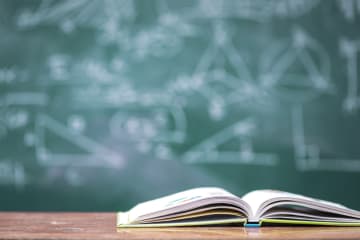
[260,27,331,104]
[35,114,123,168]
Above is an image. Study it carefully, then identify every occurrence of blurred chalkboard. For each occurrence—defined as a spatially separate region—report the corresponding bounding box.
[1,0,360,211]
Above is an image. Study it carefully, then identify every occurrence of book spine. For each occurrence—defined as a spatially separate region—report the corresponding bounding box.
[244,223,261,227]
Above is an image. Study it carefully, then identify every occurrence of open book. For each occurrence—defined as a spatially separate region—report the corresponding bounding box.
[117,187,360,227]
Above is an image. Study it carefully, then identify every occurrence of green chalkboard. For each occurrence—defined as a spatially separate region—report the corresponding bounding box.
[1,0,360,211]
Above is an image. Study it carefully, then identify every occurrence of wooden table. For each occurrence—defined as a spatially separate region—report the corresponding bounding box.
[1,212,360,239]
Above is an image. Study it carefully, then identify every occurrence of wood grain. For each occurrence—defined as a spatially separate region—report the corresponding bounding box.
[1,212,360,239]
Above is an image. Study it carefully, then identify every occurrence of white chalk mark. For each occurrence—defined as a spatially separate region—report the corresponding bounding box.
[35,114,124,169]
[183,119,278,166]
[0,161,26,189]
[17,0,135,30]
[109,104,187,144]
[340,38,360,112]
[291,104,360,172]
[337,0,360,21]
[161,0,319,21]
[0,92,48,107]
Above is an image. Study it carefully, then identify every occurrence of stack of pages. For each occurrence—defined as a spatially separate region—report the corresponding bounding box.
[117,187,360,227]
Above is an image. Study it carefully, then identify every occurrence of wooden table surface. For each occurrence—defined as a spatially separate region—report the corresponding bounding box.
[1,212,360,239]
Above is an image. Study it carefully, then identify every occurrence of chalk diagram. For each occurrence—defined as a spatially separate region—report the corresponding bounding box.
[66,79,188,161]
[261,27,360,172]
[340,38,360,112]
[16,0,195,61]
[180,21,255,120]
[35,114,124,169]
[178,21,278,166]
[260,27,331,171]
[12,0,189,172]
[260,27,331,103]
[2,0,360,191]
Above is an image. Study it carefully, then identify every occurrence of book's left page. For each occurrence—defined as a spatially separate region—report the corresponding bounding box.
[117,187,249,227]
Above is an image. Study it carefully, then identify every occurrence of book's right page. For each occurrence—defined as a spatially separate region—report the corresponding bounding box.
[242,189,360,226]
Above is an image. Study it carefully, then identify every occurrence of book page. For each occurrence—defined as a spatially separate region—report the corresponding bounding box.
[261,207,360,222]
[127,187,240,223]
[242,190,282,219]
[242,189,356,221]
